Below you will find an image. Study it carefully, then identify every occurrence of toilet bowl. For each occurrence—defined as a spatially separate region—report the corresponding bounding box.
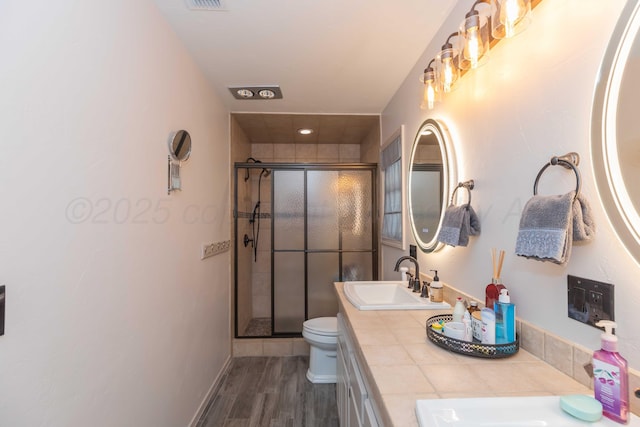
[302,317,338,384]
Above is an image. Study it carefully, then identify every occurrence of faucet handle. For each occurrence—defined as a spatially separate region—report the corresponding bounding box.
[420,281,429,298]
[406,272,414,288]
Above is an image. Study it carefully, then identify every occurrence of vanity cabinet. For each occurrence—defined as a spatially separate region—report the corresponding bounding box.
[337,313,381,427]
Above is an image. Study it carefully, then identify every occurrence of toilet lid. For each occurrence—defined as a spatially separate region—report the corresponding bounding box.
[303,317,338,336]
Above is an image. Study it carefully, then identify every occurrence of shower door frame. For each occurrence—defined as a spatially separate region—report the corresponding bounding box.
[234,162,379,339]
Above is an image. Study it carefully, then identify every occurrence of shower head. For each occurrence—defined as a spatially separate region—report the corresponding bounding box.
[244,158,271,181]
[244,157,263,181]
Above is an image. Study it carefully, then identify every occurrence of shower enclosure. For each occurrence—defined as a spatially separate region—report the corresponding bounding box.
[234,162,378,338]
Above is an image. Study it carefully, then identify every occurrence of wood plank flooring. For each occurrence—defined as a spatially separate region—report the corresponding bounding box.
[197,356,339,427]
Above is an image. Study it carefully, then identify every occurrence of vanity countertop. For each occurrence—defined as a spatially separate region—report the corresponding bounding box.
[335,282,593,427]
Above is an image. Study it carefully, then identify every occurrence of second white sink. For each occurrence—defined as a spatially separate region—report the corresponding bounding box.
[415,396,640,426]
[343,281,451,310]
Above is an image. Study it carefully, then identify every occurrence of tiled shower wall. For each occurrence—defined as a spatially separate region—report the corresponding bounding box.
[251,143,362,163]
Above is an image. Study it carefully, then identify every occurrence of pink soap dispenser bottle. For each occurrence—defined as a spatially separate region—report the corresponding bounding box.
[593,320,629,424]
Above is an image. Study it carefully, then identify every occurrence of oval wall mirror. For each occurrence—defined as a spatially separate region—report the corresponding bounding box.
[408,119,455,252]
[592,0,640,265]
[168,130,192,162]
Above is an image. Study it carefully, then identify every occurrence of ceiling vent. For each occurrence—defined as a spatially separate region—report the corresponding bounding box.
[186,0,227,11]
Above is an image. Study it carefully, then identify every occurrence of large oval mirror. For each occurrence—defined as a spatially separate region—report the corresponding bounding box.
[592,0,640,265]
[168,130,192,162]
[408,119,455,252]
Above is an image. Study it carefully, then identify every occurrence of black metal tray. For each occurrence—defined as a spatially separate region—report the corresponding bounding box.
[426,314,519,358]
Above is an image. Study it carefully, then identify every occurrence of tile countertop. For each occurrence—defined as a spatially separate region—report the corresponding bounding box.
[334,282,593,427]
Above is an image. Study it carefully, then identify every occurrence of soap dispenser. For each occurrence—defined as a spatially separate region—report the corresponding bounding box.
[593,320,629,424]
[452,297,466,322]
[399,266,409,282]
[494,289,515,344]
[429,270,443,303]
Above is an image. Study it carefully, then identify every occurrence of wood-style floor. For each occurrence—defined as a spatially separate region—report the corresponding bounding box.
[197,356,339,427]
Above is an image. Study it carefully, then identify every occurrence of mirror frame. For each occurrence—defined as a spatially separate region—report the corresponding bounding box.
[592,0,640,265]
[408,118,456,252]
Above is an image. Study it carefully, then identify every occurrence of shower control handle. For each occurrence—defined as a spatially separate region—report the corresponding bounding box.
[243,234,254,248]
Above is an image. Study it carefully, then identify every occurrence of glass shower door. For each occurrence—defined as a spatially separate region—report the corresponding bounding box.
[272,168,375,335]
[272,170,306,334]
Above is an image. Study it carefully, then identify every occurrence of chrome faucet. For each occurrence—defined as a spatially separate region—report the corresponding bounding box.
[394,256,421,292]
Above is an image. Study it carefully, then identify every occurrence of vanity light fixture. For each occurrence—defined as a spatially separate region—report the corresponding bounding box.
[419,0,541,105]
[297,128,314,135]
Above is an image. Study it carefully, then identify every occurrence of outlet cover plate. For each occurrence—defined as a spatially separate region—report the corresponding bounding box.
[201,240,230,260]
[567,275,614,329]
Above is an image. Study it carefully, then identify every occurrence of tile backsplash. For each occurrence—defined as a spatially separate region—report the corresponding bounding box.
[443,283,640,416]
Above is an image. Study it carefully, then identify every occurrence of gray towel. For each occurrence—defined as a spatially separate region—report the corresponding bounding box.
[515,191,595,264]
[573,192,596,242]
[437,204,480,247]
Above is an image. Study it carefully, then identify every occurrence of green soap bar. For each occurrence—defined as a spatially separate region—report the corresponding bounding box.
[559,394,603,422]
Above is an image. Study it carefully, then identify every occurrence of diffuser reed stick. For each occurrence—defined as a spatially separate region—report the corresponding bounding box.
[487,248,506,308]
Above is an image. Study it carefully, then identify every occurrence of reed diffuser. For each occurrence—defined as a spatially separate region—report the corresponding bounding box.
[485,248,506,309]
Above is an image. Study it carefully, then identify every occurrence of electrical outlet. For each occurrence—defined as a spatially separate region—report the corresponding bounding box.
[567,275,614,329]
[201,240,230,260]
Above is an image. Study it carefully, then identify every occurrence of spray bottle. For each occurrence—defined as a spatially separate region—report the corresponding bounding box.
[593,320,629,424]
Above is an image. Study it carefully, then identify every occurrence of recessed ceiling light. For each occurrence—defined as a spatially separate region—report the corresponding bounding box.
[258,89,276,99]
[185,0,227,11]
[297,128,314,135]
[236,89,254,99]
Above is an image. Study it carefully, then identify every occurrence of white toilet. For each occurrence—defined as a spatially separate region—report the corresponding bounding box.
[302,317,338,384]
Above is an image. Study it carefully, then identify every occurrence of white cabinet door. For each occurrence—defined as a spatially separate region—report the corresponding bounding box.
[348,353,367,419]
[362,399,380,427]
[337,340,349,425]
[348,388,363,427]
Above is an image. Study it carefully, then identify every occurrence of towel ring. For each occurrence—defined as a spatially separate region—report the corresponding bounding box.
[450,180,475,206]
[533,153,581,196]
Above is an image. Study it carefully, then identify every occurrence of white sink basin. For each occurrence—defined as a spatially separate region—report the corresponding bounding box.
[415,396,640,426]
[343,281,450,310]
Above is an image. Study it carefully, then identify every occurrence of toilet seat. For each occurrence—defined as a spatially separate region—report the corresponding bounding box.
[303,317,338,337]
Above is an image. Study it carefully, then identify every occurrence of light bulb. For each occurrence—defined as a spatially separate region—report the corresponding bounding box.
[464,27,482,69]
[460,12,489,70]
[442,58,455,93]
[437,46,459,93]
[420,67,437,110]
[500,0,526,38]
[421,80,436,110]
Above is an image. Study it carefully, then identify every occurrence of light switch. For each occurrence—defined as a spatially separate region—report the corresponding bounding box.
[0,285,5,336]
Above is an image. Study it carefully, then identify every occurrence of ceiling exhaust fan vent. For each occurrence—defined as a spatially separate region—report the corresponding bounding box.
[186,0,227,11]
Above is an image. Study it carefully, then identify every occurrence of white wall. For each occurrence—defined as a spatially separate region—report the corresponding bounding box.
[382,0,640,369]
[0,1,230,426]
